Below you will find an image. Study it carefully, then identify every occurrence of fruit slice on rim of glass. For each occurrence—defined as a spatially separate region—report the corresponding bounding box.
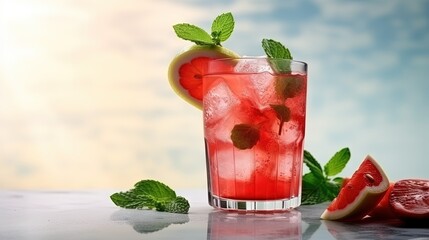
[320,155,390,221]
[167,45,239,110]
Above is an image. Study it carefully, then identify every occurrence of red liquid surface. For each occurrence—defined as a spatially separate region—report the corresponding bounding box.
[203,68,307,200]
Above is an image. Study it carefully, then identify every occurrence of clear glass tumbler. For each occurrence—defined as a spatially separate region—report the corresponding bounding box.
[203,57,308,211]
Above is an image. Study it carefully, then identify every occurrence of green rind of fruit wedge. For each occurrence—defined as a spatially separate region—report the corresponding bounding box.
[167,45,239,110]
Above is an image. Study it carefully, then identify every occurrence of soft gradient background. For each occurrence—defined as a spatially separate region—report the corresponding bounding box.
[1,0,428,190]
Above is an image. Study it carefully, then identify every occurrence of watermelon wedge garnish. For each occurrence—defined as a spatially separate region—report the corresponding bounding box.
[321,155,390,221]
[167,45,239,110]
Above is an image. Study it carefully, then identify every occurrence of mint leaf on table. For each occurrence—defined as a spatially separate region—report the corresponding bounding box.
[133,179,176,201]
[211,12,234,44]
[173,12,235,46]
[110,191,158,209]
[301,148,351,205]
[165,196,191,214]
[110,180,190,214]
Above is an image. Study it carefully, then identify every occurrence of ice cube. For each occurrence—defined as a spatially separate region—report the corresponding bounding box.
[234,58,272,73]
[255,132,281,177]
[279,120,304,145]
[249,72,276,105]
[215,145,236,180]
[204,79,240,127]
[233,148,256,181]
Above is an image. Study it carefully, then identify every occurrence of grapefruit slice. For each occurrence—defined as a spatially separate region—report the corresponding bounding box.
[168,45,239,110]
[321,155,390,221]
[367,182,396,219]
[389,179,429,221]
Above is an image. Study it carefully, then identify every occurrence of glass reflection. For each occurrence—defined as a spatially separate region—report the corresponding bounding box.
[207,210,302,240]
[322,218,429,239]
[110,209,189,234]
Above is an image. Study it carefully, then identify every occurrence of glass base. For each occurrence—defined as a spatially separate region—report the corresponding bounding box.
[209,193,301,212]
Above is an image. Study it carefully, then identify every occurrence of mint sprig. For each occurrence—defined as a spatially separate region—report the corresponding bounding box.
[211,12,234,44]
[110,180,190,214]
[173,24,214,46]
[262,39,293,59]
[173,12,234,46]
[262,38,293,73]
[301,148,351,205]
[261,38,299,135]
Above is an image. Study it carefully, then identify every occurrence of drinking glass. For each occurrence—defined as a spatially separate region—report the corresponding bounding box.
[203,57,308,211]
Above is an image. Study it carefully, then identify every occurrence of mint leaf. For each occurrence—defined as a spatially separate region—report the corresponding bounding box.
[301,173,341,205]
[275,75,303,99]
[230,124,260,149]
[301,148,351,205]
[110,179,190,214]
[111,191,158,209]
[303,150,324,179]
[332,177,346,186]
[133,179,176,202]
[262,39,293,73]
[301,173,330,205]
[324,147,351,177]
[173,12,236,46]
[211,12,234,44]
[262,39,293,59]
[165,196,190,214]
[270,104,291,135]
[173,23,214,45]
[324,181,341,200]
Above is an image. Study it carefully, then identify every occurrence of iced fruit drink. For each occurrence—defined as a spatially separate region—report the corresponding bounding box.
[203,58,307,211]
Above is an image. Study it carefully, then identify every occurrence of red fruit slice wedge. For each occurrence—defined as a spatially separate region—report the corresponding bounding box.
[389,179,429,221]
[168,45,239,110]
[321,155,390,221]
[367,183,396,219]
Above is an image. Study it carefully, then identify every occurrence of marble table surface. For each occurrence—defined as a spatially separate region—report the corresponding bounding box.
[0,189,428,240]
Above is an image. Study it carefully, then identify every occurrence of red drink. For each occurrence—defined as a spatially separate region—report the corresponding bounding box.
[203,58,307,211]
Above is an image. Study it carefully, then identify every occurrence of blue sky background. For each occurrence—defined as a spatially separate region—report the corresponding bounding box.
[1,0,428,189]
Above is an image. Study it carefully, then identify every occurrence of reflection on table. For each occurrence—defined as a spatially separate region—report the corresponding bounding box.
[207,210,301,240]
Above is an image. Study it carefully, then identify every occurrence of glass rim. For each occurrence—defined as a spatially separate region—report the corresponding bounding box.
[204,56,307,75]
[208,56,307,65]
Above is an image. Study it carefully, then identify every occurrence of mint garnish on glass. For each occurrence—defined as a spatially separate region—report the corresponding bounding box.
[173,12,234,46]
[229,38,297,147]
[110,179,190,214]
[262,38,293,73]
[301,148,351,205]
[262,38,293,59]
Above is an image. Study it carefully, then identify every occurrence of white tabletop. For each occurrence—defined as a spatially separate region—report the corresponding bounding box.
[1,190,428,239]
